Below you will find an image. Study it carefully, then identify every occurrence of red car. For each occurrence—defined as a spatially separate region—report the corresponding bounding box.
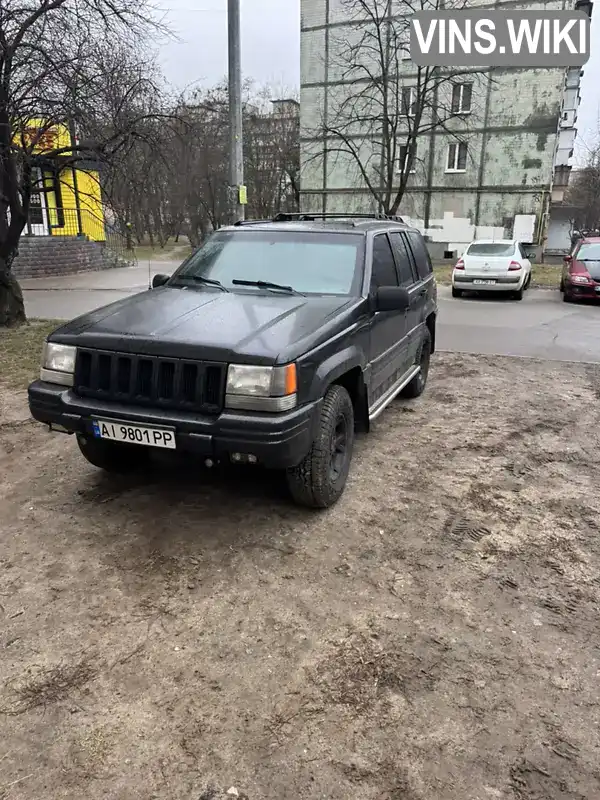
[561,237,600,302]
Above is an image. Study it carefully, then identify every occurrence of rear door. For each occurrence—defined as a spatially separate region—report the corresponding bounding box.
[367,233,411,410]
[389,231,422,367]
[463,242,517,278]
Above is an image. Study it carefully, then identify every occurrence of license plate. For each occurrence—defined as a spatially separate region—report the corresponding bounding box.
[473,279,496,285]
[92,419,176,449]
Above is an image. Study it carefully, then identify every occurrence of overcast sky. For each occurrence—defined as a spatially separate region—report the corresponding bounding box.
[158,0,599,162]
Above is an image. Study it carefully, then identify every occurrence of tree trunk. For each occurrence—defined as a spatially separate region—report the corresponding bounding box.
[0,261,26,327]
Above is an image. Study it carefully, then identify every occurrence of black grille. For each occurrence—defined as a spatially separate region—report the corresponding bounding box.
[74,349,225,413]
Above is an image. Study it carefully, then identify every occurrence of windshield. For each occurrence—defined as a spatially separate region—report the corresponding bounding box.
[466,242,515,257]
[170,230,364,295]
[576,243,600,261]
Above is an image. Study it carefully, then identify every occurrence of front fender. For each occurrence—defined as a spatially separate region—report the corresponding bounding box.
[306,345,367,403]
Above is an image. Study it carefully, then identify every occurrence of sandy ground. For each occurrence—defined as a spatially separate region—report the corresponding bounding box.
[1,353,600,800]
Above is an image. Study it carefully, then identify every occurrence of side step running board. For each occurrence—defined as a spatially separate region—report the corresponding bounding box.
[368,366,420,422]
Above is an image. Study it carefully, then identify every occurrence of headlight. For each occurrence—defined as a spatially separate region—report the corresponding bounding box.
[40,342,76,386]
[225,364,297,412]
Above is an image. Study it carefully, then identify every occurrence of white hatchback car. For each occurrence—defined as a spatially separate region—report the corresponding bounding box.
[452,240,533,300]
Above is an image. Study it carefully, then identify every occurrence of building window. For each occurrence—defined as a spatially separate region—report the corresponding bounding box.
[446,141,468,172]
[398,143,417,174]
[451,82,472,114]
[401,86,417,116]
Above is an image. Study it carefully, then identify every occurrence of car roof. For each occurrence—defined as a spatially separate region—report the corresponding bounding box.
[220,215,420,236]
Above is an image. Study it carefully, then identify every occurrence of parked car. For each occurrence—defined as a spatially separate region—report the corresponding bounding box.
[28,213,437,509]
[560,237,600,303]
[452,239,533,300]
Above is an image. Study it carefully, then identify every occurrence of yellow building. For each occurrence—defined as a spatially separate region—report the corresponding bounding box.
[20,121,106,242]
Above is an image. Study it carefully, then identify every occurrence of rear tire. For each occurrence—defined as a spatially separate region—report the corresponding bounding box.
[286,384,354,509]
[559,279,564,292]
[513,287,524,301]
[452,287,463,298]
[402,329,431,399]
[77,433,149,473]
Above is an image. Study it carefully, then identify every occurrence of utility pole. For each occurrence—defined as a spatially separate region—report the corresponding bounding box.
[228,0,245,224]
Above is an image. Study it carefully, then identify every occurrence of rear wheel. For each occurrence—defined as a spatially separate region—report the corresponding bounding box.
[77,433,149,473]
[452,287,463,298]
[559,279,565,292]
[286,384,354,509]
[513,287,524,301]
[402,329,431,399]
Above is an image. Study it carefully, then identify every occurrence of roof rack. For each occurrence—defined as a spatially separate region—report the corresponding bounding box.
[272,212,404,223]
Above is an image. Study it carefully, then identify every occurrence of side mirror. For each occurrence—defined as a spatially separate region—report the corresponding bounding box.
[375,286,410,312]
[152,273,170,288]
[564,255,572,263]
[526,252,536,262]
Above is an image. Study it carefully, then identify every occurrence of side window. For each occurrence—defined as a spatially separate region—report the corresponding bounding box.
[371,234,399,290]
[405,231,433,280]
[389,232,418,286]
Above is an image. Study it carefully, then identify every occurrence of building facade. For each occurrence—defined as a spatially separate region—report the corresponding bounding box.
[21,121,106,242]
[300,0,591,253]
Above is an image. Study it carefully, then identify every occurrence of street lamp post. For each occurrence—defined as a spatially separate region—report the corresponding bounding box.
[228,0,245,224]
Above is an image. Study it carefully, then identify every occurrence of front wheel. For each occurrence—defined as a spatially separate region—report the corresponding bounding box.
[286,384,354,509]
[563,290,574,303]
[77,433,149,473]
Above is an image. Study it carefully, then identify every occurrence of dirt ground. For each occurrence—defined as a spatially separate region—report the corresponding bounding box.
[1,351,600,800]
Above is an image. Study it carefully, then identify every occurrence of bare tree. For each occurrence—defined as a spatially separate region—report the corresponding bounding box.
[567,147,600,233]
[312,0,485,216]
[0,0,167,327]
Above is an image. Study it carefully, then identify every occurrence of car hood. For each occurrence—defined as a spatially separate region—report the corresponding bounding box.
[51,286,358,364]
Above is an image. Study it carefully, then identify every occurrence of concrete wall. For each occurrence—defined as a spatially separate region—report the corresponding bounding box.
[12,236,125,279]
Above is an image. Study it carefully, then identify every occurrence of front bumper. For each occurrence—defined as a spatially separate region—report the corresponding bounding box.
[565,281,600,299]
[28,381,321,470]
[453,273,524,290]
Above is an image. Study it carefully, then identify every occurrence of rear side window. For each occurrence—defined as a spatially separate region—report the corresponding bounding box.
[389,232,417,286]
[405,231,432,279]
[371,234,399,289]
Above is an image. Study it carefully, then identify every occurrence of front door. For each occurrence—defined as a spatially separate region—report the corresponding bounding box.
[28,169,49,235]
[368,233,411,410]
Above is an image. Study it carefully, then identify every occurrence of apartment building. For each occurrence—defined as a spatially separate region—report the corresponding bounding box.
[299,0,591,252]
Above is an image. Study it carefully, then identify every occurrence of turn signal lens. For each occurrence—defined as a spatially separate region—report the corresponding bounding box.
[508,261,522,271]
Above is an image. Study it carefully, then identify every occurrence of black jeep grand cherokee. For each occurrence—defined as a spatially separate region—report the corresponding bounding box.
[28,214,437,508]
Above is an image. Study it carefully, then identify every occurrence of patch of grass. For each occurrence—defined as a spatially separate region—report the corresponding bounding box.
[3,658,95,715]
[0,319,63,390]
[432,263,454,284]
[134,240,192,263]
[530,263,561,289]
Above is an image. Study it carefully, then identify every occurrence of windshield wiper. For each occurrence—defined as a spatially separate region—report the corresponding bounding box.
[579,258,600,262]
[173,275,230,292]
[232,279,303,296]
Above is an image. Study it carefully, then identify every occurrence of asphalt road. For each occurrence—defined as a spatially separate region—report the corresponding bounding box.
[21,266,600,363]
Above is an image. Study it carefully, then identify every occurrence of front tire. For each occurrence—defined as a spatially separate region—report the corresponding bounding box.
[286,384,354,509]
[563,290,574,303]
[402,329,431,399]
[77,434,148,473]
